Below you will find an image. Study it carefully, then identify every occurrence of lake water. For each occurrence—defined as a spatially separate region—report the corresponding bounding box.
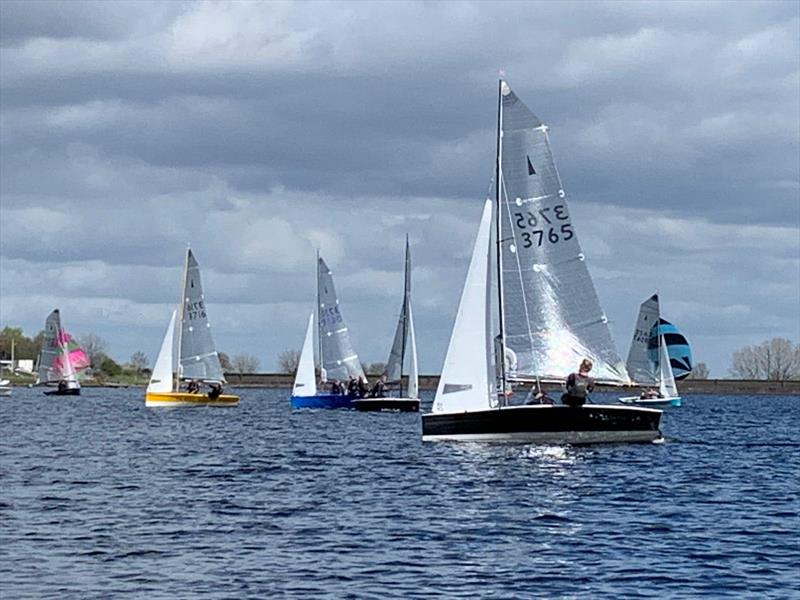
[1,388,798,598]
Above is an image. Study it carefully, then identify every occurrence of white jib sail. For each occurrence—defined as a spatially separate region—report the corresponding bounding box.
[433,200,494,414]
[658,333,679,398]
[407,302,419,399]
[148,310,177,394]
[293,312,317,397]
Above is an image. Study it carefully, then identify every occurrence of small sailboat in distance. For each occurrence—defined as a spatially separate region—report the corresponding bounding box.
[620,294,683,407]
[36,309,90,396]
[291,255,366,409]
[421,79,662,443]
[354,236,420,412]
[145,248,238,407]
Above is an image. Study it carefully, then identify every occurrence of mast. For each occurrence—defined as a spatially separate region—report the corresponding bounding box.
[399,235,410,398]
[316,249,323,381]
[495,78,507,406]
[174,246,189,392]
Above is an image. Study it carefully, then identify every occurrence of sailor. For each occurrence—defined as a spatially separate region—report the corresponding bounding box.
[526,382,554,405]
[370,375,386,398]
[562,358,595,407]
[357,376,368,398]
[57,380,67,393]
[347,377,359,397]
[330,380,342,395]
[186,379,200,394]
[208,381,222,399]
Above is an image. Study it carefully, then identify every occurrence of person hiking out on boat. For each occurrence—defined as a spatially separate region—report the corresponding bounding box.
[186,379,200,394]
[640,388,662,399]
[208,381,222,399]
[562,359,595,407]
[347,377,360,397]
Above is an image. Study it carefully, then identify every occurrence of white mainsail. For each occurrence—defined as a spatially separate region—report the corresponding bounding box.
[317,256,364,381]
[658,333,679,398]
[148,310,176,393]
[433,200,494,414]
[626,294,660,385]
[293,312,317,397]
[498,80,628,384]
[179,249,225,382]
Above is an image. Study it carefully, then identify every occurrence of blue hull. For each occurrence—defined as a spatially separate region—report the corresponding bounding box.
[291,393,356,409]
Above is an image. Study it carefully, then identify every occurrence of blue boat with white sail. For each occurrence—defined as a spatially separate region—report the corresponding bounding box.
[290,256,366,409]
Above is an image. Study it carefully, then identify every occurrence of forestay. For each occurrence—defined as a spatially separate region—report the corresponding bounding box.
[433,200,494,414]
[179,249,225,382]
[317,257,364,381]
[498,81,628,383]
[626,294,660,385]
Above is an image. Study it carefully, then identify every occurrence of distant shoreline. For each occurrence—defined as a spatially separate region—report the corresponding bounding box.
[16,375,793,395]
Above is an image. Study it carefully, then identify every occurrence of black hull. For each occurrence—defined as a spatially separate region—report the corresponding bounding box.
[422,405,662,444]
[353,398,420,412]
[44,388,81,396]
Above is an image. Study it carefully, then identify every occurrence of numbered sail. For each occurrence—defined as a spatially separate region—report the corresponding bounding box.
[36,310,62,384]
[293,312,317,397]
[433,200,494,414]
[385,238,412,383]
[626,294,660,385]
[317,257,364,381]
[498,81,628,383]
[179,249,225,382]
[148,310,176,393]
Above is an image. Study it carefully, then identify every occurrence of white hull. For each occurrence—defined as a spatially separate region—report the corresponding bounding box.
[620,395,681,407]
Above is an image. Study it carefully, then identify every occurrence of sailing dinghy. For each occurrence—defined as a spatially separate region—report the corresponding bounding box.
[145,249,238,407]
[620,294,682,407]
[421,80,662,443]
[291,256,366,409]
[35,309,90,396]
[354,237,420,412]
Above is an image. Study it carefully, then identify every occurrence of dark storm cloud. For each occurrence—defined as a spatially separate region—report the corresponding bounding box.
[1,1,798,374]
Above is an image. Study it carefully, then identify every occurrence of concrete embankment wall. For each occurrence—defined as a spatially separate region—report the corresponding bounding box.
[226,374,800,395]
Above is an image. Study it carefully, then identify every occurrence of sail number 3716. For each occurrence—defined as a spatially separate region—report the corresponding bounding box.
[513,205,573,248]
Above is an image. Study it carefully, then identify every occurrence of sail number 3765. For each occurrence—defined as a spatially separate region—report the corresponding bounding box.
[513,205,573,248]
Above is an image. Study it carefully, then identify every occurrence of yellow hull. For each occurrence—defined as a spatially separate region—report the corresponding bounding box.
[145,391,239,407]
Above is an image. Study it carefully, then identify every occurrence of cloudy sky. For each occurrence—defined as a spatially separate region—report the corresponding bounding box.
[1,0,798,377]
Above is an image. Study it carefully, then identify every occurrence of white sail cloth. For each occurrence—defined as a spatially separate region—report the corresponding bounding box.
[317,257,364,381]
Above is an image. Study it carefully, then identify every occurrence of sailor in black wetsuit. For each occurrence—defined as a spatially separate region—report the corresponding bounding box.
[562,358,595,407]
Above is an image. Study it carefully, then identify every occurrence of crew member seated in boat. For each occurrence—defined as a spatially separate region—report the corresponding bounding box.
[347,377,360,398]
[370,375,386,398]
[330,380,343,395]
[562,358,594,407]
[186,379,201,394]
[640,389,662,399]
[358,376,368,398]
[208,381,222,399]
[526,382,554,405]
[57,380,68,393]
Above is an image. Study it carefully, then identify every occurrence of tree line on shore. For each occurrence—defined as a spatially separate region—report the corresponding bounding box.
[2,326,798,381]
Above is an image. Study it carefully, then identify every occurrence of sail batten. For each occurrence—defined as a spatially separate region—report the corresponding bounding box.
[498,81,628,383]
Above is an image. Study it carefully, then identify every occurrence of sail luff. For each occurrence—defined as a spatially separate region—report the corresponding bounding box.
[625,294,660,385]
[407,302,419,399]
[36,309,62,384]
[658,333,679,397]
[175,248,188,390]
